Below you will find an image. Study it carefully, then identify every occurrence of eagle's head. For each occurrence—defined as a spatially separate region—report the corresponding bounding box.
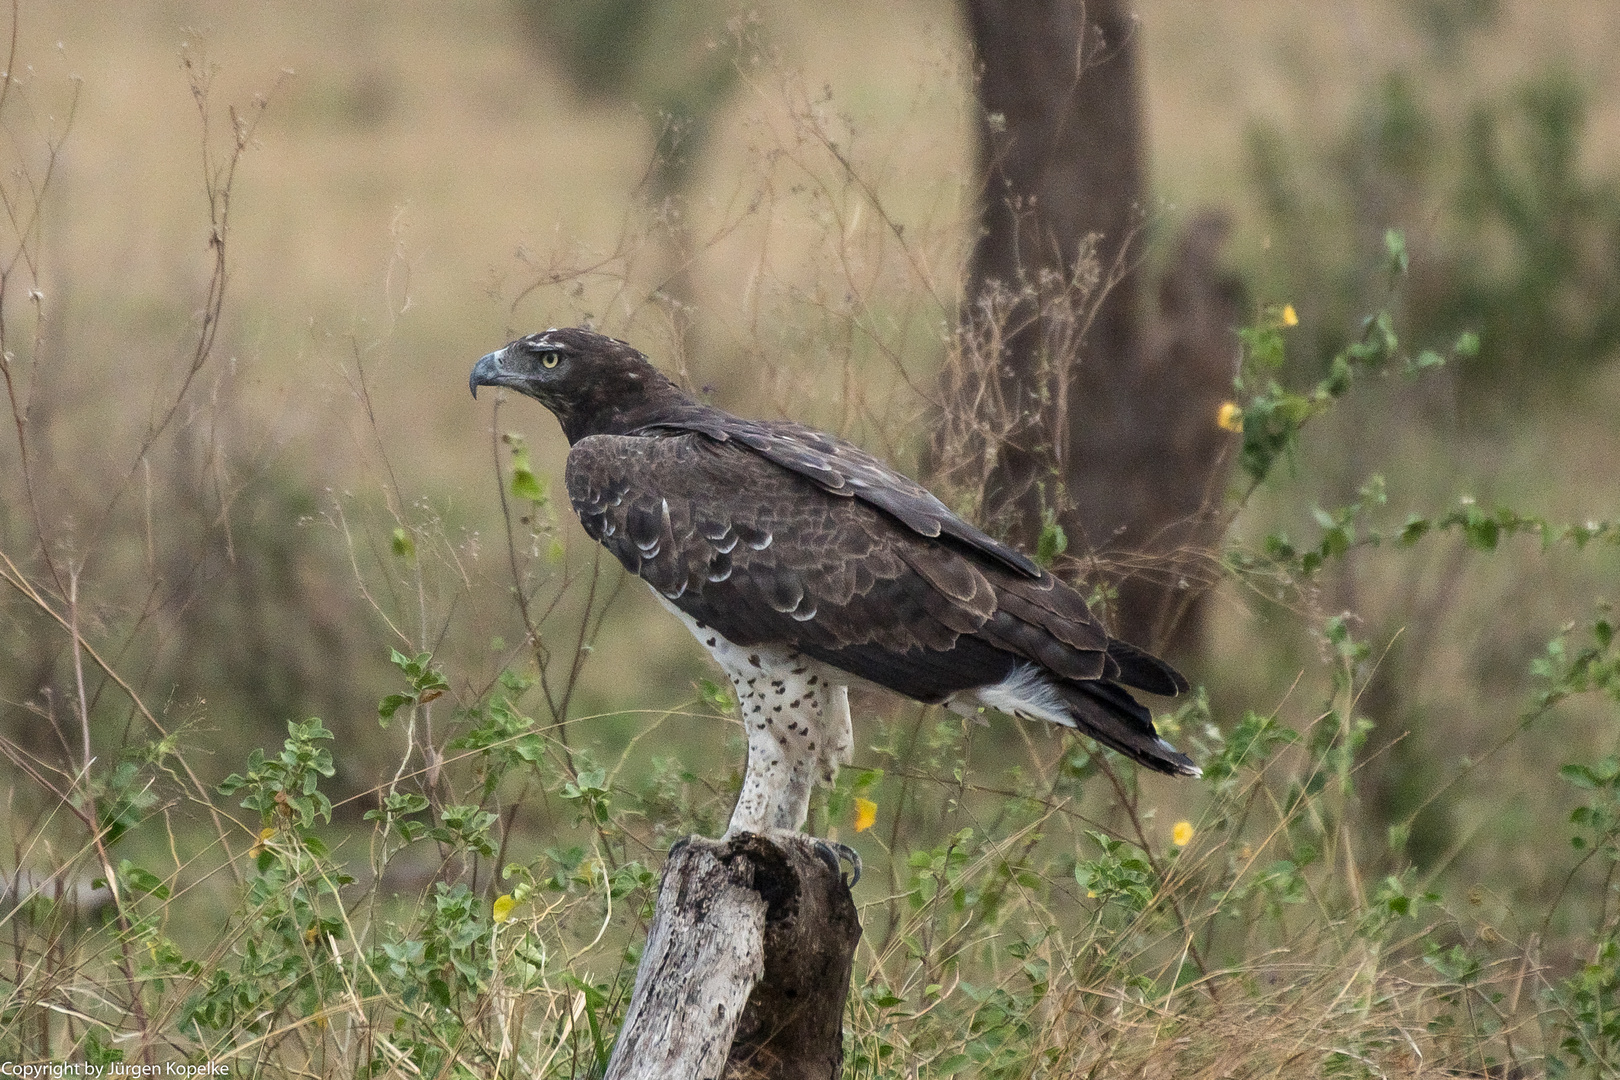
[470,327,685,443]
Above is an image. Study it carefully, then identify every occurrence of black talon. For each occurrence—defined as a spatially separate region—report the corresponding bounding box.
[811,840,840,877]
[812,839,862,886]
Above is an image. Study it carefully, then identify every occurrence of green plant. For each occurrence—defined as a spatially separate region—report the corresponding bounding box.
[1249,14,1620,403]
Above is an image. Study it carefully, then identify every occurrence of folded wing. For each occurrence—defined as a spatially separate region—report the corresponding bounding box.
[565,431,1193,776]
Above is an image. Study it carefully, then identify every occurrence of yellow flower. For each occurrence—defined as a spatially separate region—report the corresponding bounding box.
[1171,821,1194,847]
[492,894,516,923]
[1281,303,1299,327]
[854,797,878,833]
[1216,402,1244,433]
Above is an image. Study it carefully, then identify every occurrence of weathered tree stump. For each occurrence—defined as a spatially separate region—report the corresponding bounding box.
[604,833,861,1080]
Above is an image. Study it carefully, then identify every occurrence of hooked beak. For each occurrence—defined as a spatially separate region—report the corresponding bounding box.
[469,348,505,399]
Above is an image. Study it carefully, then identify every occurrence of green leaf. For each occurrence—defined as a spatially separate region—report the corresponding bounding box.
[118,861,170,900]
[1263,532,1296,561]
[1399,514,1431,546]
[1035,509,1067,568]
[1384,228,1409,277]
[1463,512,1500,551]
[1238,323,1287,373]
[390,527,416,560]
[1321,353,1353,396]
[378,693,411,722]
[83,1028,124,1068]
[507,440,548,504]
[697,677,734,711]
[1560,763,1598,789]
[510,464,546,504]
[865,986,905,1009]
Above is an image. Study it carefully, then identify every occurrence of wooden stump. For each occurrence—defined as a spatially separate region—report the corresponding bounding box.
[604,833,862,1080]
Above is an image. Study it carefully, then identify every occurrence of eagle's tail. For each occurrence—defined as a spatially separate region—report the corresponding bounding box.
[963,664,1200,778]
[1050,679,1201,778]
[1106,637,1190,697]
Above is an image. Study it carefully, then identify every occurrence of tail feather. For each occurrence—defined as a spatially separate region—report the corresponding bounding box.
[961,664,1200,778]
[1051,679,1200,777]
[1105,638,1190,697]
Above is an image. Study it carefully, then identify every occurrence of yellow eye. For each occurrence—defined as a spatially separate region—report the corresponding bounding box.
[541,354,560,369]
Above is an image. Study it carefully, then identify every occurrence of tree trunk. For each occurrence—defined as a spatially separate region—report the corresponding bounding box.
[605,834,861,1080]
[956,0,1240,655]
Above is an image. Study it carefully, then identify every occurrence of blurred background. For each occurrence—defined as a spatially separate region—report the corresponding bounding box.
[2,0,1618,933]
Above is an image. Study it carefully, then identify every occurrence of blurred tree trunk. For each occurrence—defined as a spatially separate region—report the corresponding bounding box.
[958,0,1241,655]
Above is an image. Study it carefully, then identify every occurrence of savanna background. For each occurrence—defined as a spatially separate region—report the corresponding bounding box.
[2,0,1618,1075]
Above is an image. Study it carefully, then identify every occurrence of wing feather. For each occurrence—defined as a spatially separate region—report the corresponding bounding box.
[564,431,1178,709]
[633,408,1041,578]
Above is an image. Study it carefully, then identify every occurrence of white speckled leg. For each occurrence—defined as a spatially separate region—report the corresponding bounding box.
[817,684,853,783]
[653,593,847,837]
[721,646,844,835]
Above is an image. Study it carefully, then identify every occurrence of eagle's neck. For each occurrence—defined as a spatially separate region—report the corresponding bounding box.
[556,375,706,444]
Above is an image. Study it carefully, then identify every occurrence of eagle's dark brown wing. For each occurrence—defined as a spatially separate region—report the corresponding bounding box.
[633,409,1041,579]
[565,431,1192,773]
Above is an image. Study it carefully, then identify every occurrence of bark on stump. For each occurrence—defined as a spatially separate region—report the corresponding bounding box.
[604,833,861,1080]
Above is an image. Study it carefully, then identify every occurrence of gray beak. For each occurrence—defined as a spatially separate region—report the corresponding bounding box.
[469,349,504,398]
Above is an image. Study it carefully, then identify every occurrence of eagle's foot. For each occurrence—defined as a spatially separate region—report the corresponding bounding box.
[812,838,862,887]
[715,829,860,886]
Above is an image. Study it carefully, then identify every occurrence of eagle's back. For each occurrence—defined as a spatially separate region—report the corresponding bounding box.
[635,409,1041,579]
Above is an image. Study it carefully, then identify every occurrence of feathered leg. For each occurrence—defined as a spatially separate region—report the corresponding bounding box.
[719,649,844,836]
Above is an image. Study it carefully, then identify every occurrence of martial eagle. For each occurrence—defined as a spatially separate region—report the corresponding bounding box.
[470,328,1198,846]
